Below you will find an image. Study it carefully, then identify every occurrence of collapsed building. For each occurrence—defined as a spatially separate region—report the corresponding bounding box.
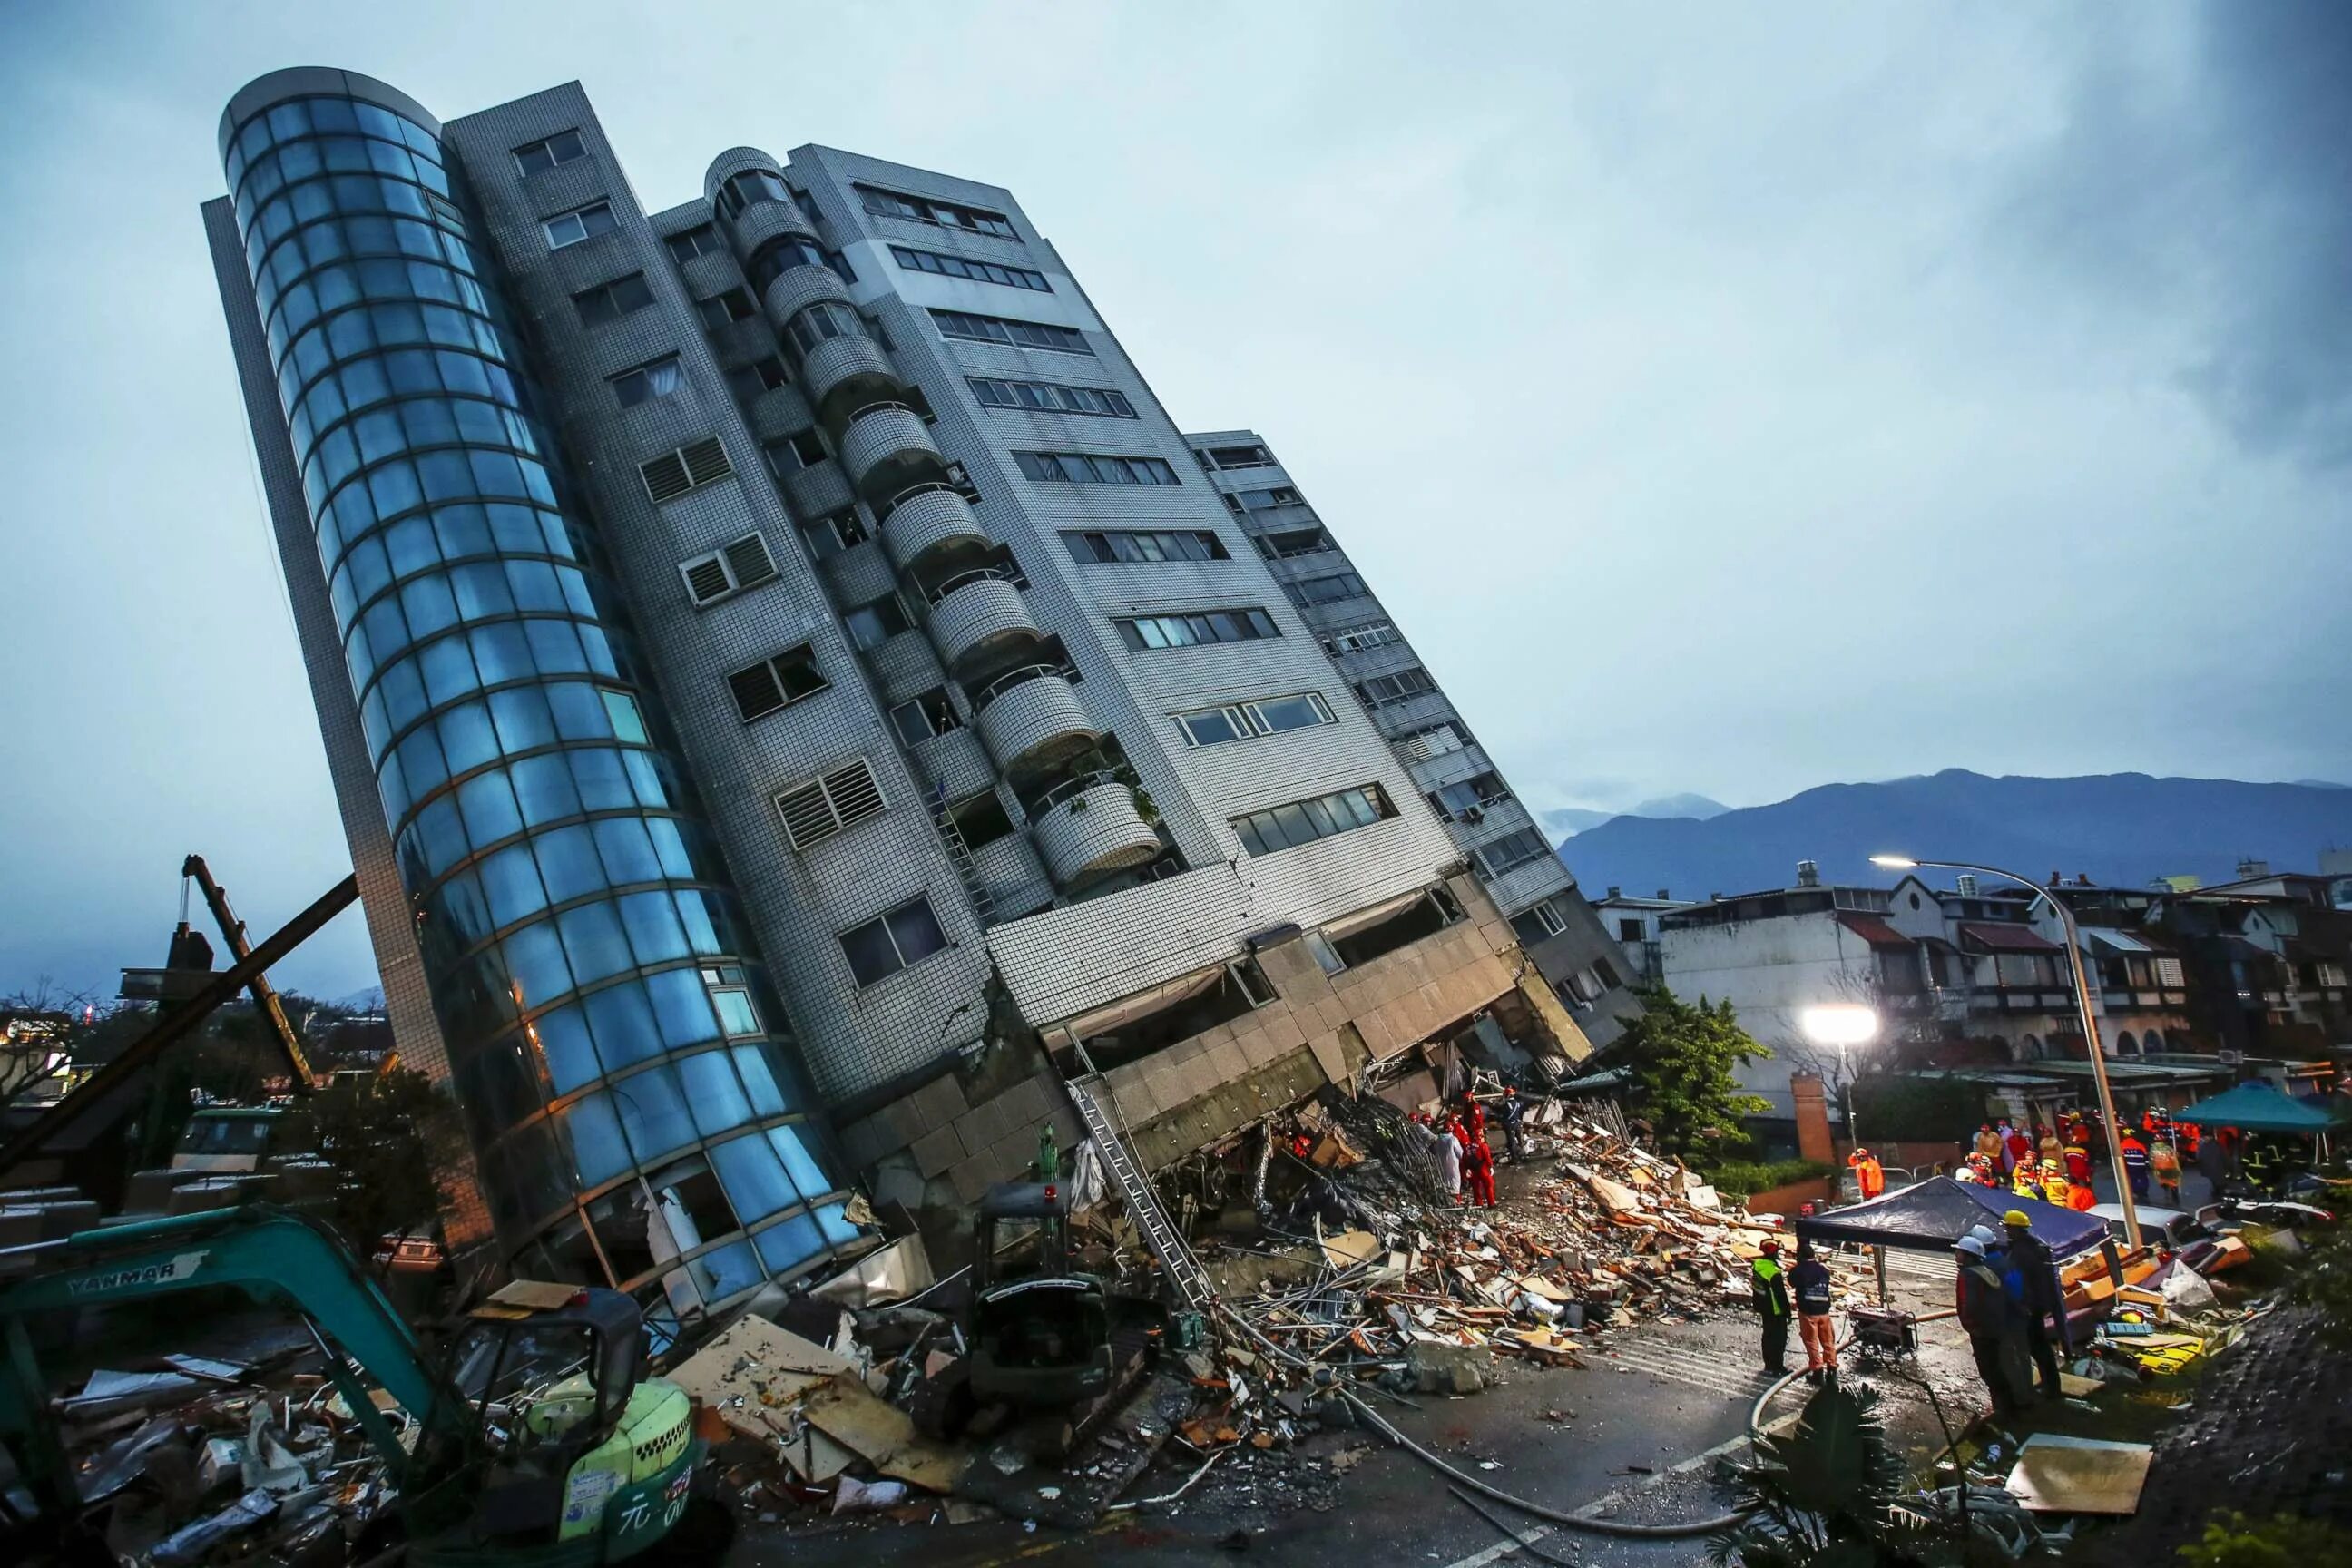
[202,67,1635,1318]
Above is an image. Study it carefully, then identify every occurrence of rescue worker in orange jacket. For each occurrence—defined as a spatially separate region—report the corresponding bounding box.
[1847,1147,1886,1200]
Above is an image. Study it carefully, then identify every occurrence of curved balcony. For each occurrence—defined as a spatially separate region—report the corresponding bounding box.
[879,485,990,576]
[838,404,948,505]
[728,198,819,265]
[703,146,784,201]
[1033,777,1162,887]
[975,667,1099,780]
[760,263,857,338]
[910,727,996,802]
[802,334,905,436]
[926,571,1039,671]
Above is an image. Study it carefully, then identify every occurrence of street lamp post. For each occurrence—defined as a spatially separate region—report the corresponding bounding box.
[1800,1004,1880,1152]
[1872,854,2143,1250]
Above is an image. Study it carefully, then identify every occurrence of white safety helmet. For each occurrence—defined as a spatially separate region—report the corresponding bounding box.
[1955,1236,1986,1258]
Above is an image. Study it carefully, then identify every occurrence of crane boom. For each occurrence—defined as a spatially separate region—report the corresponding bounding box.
[181,854,315,1090]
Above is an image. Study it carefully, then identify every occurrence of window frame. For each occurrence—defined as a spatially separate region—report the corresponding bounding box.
[1230,784,1395,857]
[1013,450,1182,486]
[838,897,950,986]
[928,309,1092,356]
[609,355,684,408]
[663,224,723,263]
[1063,528,1229,564]
[888,244,1051,292]
[513,129,587,177]
[1115,608,1281,652]
[543,201,617,250]
[726,643,827,722]
[573,272,653,327]
[1173,691,1335,748]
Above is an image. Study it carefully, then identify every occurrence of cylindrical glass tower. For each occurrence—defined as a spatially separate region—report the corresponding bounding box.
[218,72,857,1321]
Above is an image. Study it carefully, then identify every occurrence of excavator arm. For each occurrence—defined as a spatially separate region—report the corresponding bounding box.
[181,855,315,1090]
[0,1206,475,1514]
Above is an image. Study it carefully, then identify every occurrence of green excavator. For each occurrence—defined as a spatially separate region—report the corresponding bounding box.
[0,1205,709,1566]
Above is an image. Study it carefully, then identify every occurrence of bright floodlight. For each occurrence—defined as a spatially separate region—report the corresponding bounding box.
[1869,854,1918,870]
[1801,1004,1880,1046]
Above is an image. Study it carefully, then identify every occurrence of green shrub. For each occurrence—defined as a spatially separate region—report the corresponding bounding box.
[2176,1512,2352,1567]
[1705,1158,1835,1198]
[1847,1075,1984,1142]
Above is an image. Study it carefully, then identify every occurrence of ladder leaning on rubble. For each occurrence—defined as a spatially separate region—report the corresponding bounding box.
[1063,1073,1213,1316]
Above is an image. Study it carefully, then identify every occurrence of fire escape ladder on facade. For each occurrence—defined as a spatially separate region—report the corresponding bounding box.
[1063,1073,1211,1314]
[926,782,995,925]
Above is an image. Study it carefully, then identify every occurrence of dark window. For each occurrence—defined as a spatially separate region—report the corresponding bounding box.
[1063,529,1228,564]
[782,301,861,357]
[610,356,683,408]
[889,689,964,746]
[1284,571,1367,606]
[544,202,617,250]
[1174,691,1334,747]
[715,167,790,219]
[1230,785,1395,856]
[514,130,586,176]
[664,225,723,263]
[839,897,949,985]
[695,289,758,328]
[1475,828,1554,877]
[858,184,1017,238]
[1116,608,1280,651]
[1236,485,1303,509]
[889,244,1050,291]
[1617,918,1645,942]
[763,429,829,475]
[746,233,831,293]
[1202,443,1274,469]
[1320,621,1403,654]
[724,358,790,400]
[726,644,826,721]
[929,309,1090,355]
[1592,956,1622,988]
[1428,772,1510,821]
[795,508,867,560]
[573,272,653,326]
[1354,667,1437,707]
[970,376,1137,417]
[947,789,1013,849]
[1012,450,1181,485]
[1513,906,1568,946]
[843,593,911,650]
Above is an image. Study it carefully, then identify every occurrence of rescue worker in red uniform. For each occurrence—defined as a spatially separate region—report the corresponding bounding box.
[1465,1131,1497,1208]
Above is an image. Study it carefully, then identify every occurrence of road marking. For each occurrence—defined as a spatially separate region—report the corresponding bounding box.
[1593,1342,1768,1398]
[1440,1524,1555,1568]
[1572,1430,1756,1521]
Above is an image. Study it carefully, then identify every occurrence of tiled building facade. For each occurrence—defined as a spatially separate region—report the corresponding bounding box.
[209,69,1594,1307]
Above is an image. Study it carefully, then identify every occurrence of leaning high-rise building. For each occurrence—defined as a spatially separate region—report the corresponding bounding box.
[208,68,1598,1318]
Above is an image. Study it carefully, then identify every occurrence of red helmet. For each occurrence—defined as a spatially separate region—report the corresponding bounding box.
[1759,1239,1781,1256]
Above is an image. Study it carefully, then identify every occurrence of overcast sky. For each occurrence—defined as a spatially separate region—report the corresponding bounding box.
[2,2,2346,1002]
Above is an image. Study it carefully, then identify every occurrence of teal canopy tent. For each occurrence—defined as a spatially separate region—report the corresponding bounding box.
[2173,1080,2339,1135]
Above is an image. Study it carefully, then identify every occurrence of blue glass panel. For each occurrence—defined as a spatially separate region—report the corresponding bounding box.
[468,622,535,685]
[354,407,403,464]
[545,682,608,741]
[613,1065,693,1163]
[556,900,632,985]
[592,818,661,885]
[689,1241,760,1305]
[509,753,582,826]
[673,892,720,956]
[570,749,632,812]
[383,514,438,575]
[368,458,421,517]
[753,1211,823,1275]
[456,770,523,847]
[377,655,428,730]
[679,1051,752,1139]
[583,982,660,1073]
[401,573,460,638]
[487,687,554,753]
[733,1049,788,1117]
[436,700,499,773]
[812,1202,860,1247]
[433,502,493,560]
[768,1126,835,1203]
[643,967,719,1047]
[645,818,693,881]
[414,793,467,877]
[417,449,475,503]
[505,559,563,611]
[452,398,506,446]
[533,824,605,904]
[617,892,688,965]
[417,633,478,706]
[524,619,587,673]
[709,1132,790,1220]
[450,562,514,620]
[564,1093,632,1185]
[502,918,573,1010]
[436,867,495,946]
[534,1004,600,1095]
[394,726,447,799]
[622,751,668,808]
[477,843,547,926]
[400,397,460,446]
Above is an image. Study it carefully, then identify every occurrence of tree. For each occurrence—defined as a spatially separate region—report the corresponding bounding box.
[309,1069,458,1256]
[0,977,92,1101]
[1612,983,1771,1163]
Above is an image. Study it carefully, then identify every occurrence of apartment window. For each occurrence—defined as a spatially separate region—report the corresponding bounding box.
[678,532,779,605]
[930,309,1091,355]
[1201,443,1274,470]
[1115,608,1279,651]
[1063,529,1228,564]
[598,689,648,745]
[796,508,868,560]
[843,592,912,650]
[726,643,826,721]
[610,356,683,408]
[1284,571,1367,607]
[1617,918,1645,943]
[1013,450,1181,486]
[715,167,791,220]
[1230,785,1395,857]
[1321,621,1403,656]
[2155,957,2186,988]
[746,233,840,293]
[764,429,830,475]
[774,758,887,849]
[890,244,1050,291]
[543,201,617,250]
[638,437,733,503]
[1428,772,1510,821]
[1475,828,1554,877]
[1259,527,1332,560]
[1174,691,1334,747]
[701,965,760,1036]
[1512,904,1569,946]
[1355,667,1437,707]
[573,272,653,327]
[664,225,724,263]
[725,358,791,400]
[1237,485,1303,510]
[839,897,949,985]
[783,301,862,357]
[858,183,1017,239]
[514,130,586,176]
[970,377,1137,418]
[947,790,1014,849]
[1396,720,1467,760]
[888,689,964,746]
[696,289,758,329]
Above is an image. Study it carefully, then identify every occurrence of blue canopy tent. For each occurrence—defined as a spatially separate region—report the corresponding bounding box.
[2173,1080,2338,1135]
[1792,1175,2110,1259]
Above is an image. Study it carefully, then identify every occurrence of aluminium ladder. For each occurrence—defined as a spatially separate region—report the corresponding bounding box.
[1064,1073,1212,1315]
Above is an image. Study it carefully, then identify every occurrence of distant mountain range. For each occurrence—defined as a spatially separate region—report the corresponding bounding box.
[1542,793,1730,838]
[1553,769,2352,902]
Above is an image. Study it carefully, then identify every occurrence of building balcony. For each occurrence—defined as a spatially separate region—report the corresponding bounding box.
[838,404,947,505]
[974,667,1098,781]
[926,571,1039,671]
[879,485,991,577]
[970,832,1054,915]
[760,262,857,338]
[802,335,905,437]
[1032,777,1161,887]
[909,726,996,801]
[747,384,815,445]
[727,198,820,268]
